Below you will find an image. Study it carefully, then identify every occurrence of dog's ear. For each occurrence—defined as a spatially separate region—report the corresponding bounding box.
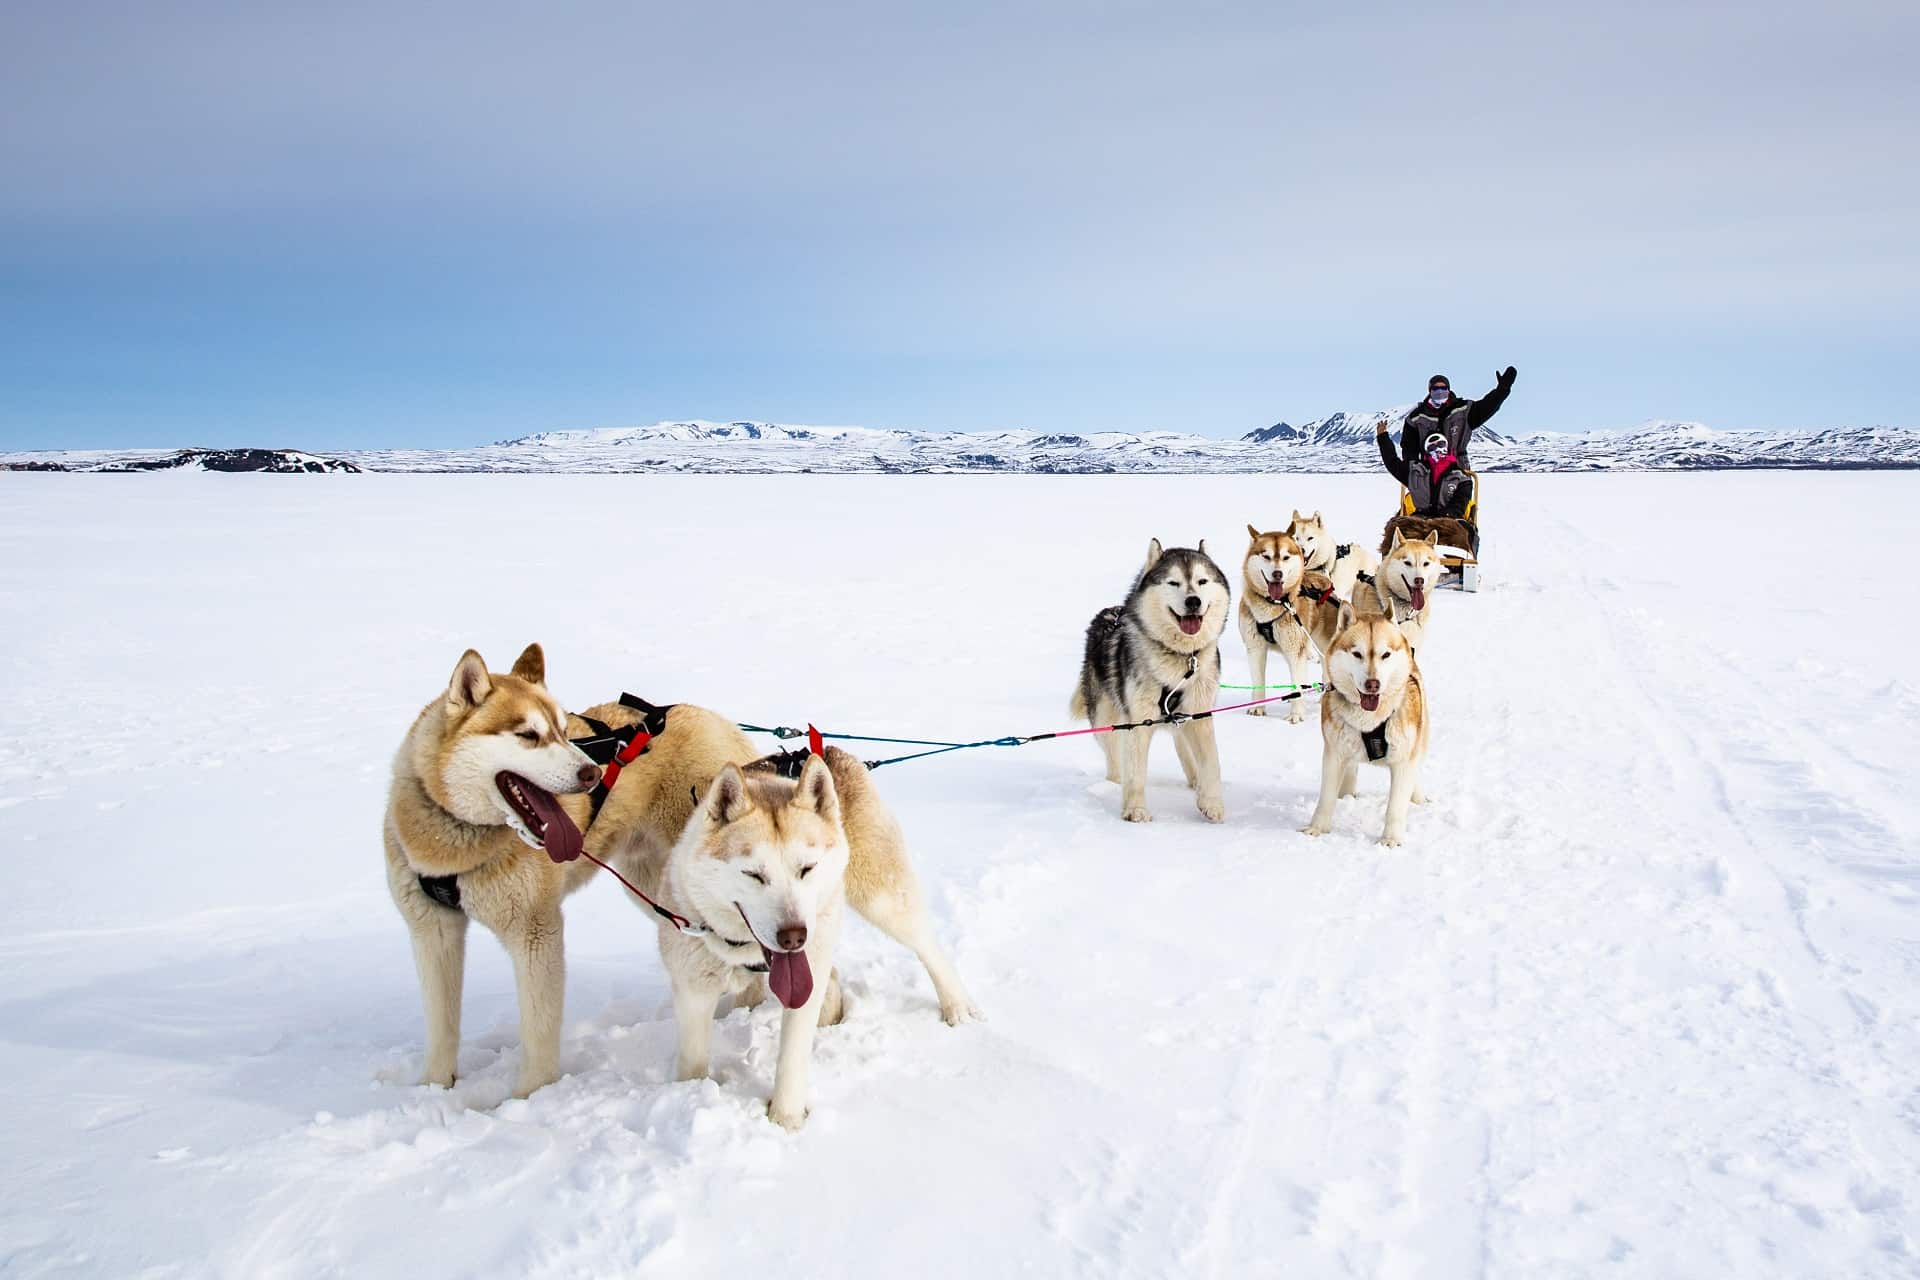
[1197,537,1208,557]
[447,650,492,712]
[1144,538,1163,571]
[790,753,841,826]
[509,643,546,686]
[703,764,754,826]
[1390,527,1405,549]
[1290,509,1303,525]
[1312,510,1323,526]
[1336,602,1356,635]
[1247,523,1261,542]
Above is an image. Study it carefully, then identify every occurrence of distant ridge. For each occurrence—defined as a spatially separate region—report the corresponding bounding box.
[4,419,1914,474]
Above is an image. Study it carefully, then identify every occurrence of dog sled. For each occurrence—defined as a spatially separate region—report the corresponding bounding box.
[1389,469,1480,592]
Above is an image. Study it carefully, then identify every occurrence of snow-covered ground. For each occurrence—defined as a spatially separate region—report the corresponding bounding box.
[1,471,1916,1278]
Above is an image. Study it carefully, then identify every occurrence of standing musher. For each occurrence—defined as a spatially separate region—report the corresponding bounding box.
[1375,367,1516,554]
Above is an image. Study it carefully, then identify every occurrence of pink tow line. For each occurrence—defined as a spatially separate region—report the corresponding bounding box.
[1044,689,1319,740]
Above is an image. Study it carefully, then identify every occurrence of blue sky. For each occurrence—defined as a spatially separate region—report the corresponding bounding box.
[3,0,1915,449]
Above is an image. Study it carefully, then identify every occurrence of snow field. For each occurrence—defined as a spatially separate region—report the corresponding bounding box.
[0,471,1916,1278]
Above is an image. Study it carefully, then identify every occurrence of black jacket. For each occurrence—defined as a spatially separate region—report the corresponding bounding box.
[1391,375,1511,475]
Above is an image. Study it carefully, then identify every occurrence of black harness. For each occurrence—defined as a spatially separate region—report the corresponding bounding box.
[1256,579,1345,646]
[749,745,816,780]
[1254,595,1296,645]
[722,937,769,972]
[417,692,676,915]
[1361,722,1390,762]
[571,693,676,822]
[1159,653,1201,719]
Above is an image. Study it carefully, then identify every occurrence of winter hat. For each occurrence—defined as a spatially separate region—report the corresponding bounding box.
[1423,430,1449,454]
[1428,374,1450,392]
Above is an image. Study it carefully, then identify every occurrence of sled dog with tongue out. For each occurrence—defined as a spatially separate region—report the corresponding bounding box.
[1301,605,1428,847]
[384,643,977,1127]
[1356,527,1441,652]
[1237,524,1343,724]
[383,644,606,1100]
[1071,538,1230,824]
[650,743,978,1129]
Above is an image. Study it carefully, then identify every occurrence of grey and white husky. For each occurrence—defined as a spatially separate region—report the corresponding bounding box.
[1070,538,1230,824]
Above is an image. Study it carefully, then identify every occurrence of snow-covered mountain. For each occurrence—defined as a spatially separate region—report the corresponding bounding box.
[344,417,1913,473]
[1245,407,1511,449]
[5,418,1914,474]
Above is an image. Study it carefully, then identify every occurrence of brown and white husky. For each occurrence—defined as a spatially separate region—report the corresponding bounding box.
[1300,608,1429,847]
[383,644,977,1126]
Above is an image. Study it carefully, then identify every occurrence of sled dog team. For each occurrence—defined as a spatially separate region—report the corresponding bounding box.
[384,513,1440,1127]
[1074,512,1438,846]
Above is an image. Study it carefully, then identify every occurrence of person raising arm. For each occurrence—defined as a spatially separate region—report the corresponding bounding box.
[1395,367,1516,473]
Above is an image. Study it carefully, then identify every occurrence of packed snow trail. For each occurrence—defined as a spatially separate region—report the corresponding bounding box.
[0,473,1914,1278]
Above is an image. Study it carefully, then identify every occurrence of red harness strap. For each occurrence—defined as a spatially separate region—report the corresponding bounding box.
[597,729,652,796]
[575,706,822,936]
[578,845,706,936]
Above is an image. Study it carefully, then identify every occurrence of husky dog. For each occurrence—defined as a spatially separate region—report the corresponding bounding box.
[1356,528,1442,651]
[1287,510,1381,599]
[1236,525,1342,724]
[384,645,609,1099]
[1301,606,1428,847]
[1072,538,1230,823]
[649,739,979,1130]
[385,645,977,1125]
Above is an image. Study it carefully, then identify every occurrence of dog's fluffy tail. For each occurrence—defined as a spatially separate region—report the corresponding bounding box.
[1069,681,1088,721]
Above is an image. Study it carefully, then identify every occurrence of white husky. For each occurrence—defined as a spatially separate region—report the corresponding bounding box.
[659,746,979,1129]
[1286,510,1381,599]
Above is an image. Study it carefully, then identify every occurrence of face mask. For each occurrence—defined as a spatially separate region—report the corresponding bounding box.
[1425,440,1449,460]
[1428,390,1449,406]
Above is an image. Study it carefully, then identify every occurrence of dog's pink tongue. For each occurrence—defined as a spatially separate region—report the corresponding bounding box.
[765,948,814,1009]
[1360,692,1381,712]
[1409,584,1427,611]
[1178,615,1202,636]
[523,782,583,863]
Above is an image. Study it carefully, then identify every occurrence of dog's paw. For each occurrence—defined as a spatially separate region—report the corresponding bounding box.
[1285,707,1306,724]
[1247,704,1267,717]
[767,1100,809,1131]
[1122,804,1153,823]
[941,999,984,1027]
[1300,819,1332,837]
[1379,832,1404,848]
[1197,795,1225,823]
[511,1071,556,1100]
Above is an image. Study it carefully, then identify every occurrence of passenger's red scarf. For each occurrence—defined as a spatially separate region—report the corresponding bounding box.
[1427,450,1457,487]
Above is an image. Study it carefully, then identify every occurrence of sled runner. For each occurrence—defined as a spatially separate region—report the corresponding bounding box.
[1394,470,1480,592]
